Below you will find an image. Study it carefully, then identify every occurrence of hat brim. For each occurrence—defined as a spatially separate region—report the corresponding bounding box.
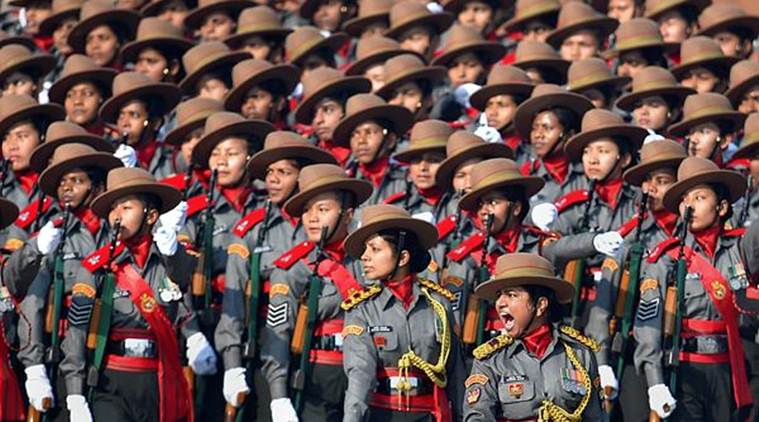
[567,74,630,94]
[0,35,37,51]
[514,91,593,138]
[332,104,414,146]
[670,56,740,80]
[191,119,274,168]
[384,12,454,39]
[344,216,439,258]
[375,65,447,100]
[294,76,372,124]
[344,48,413,76]
[726,74,759,108]
[565,125,648,162]
[435,142,514,189]
[459,173,545,211]
[623,155,685,186]
[501,7,559,33]
[697,16,759,38]
[475,274,575,303]
[39,151,122,197]
[120,37,195,64]
[545,16,618,49]
[48,67,116,105]
[662,169,746,213]
[178,51,251,95]
[67,9,141,53]
[38,7,80,37]
[733,136,759,160]
[141,0,198,17]
[431,42,507,67]
[667,111,747,138]
[343,13,388,37]
[183,0,253,30]
[392,142,447,164]
[91,181,182,217]
[99,82,182,123]
[247,144,337,180]
[470,82,534,111]
[0,103,65,138]
[0,54,57,86]
[644,0,709,20]
[615,86,696,112]
[223,63,301,112]
[29,133,116,173]
[163,119,205,147]
[283,177,373,216]
[287,32,348,66]
[512,59,570,84]
[0,198,19,230]
[223,27,292,50]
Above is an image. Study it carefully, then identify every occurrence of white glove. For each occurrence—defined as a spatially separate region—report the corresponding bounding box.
[598,365,618,400]
[453,83,481,108]
[158,200,188,233]
[291,82,304,100]
[593,231,624,257]
[24,364,53,412]
[648,383,676,419]
[154,226,178,256]
[530,203,558,231]
[473,113,502,144]
[426,1,443,13]
[186,332,217,376]
[223,367,250,407]
[114,144,137,168]
[37,220,63,255]
[270,398,299,422]
[66,394,93,422]
[643,129,665,144]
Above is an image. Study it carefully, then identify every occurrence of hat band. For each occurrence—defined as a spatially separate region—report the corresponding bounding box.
[237,23,283,34]
[681,52,726,66]
[684,106,735,121]
[514,2,558,20]
[179,109,214,126]
[640,152,686,164]
[301,174,354,193]
[392,12,433,31]
[189,51,229,74]
[616,34,663,51]
[0,55,32,73]
[407,137,448,149]
[494,265,555,281]
[135,34,185,43]
[289,36,324,62]
[384,65,427,86]
[557,17,599,30]
[569,73,614,90]
[635,80,677,92]
[107,178,156,191]
[647,0,681,15]
[471,171,526,192]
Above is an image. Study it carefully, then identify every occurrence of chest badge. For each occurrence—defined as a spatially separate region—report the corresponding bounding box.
[158,277,182,302]
[466,387,481,405]
[140,293,157,313]
[561,368,586,395]
[507,383,524,399]
[711,280,726,300]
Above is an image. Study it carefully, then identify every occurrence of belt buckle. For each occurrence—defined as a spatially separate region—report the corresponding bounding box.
[389,376,419,396]
[123,338,155,358]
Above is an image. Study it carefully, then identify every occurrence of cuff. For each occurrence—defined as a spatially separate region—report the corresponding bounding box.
[65,376,84,396]
[643,362,664,387]
[223,347,242,369]
[268,376,288,399]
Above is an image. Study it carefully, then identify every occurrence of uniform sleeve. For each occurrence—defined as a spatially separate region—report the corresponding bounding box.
[161,243,196,291]
[740,219,759,278]
[581,347,603,422]
[214,233,251,369]
[16,267,50,368]
[462,357,500,421]
[1,239,44,299]
[441,258,473,329]
[632,260,667,387]
[444,306,465,419]
[59,265,97,395]
[541,232,597,272]
[585,255,622,366]
[342,306,378,422]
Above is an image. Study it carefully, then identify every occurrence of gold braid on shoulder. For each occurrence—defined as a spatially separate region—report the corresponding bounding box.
[559,325,600,352]
[340,284,382,311]
[417,277,456,302]
[472,334,514,360]
[537,342,592,422]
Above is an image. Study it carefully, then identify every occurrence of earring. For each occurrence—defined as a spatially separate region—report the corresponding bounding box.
[340,5,348,12]
[162,68,170,75]
[666,111,672,119]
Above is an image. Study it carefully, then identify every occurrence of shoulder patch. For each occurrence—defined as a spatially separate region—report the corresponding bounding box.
[342,324,364,337]
[383,191,406,204]
[554,190,589,214]
[418,277,456,301]
[601,257,619,273]
[473,334,514,360]
[442,275,463,288]
[636,297,660,321]
[186,194,210,218]
[227,243,250,260]
[465,374,489,388]
[341,284,382,311]
[72,282,96,298]
[647,238,680,263]
[269,283,290,298]
[446,232,485,262]
[558,325,600,352]
[266,302,288,327]
[3,238,23,252]
[82,242,124,273]
[723,227,746,238]
[232,207,267,237]
[522,225,558,239]
[639,278,658,293]
[159,173,186,190]
[15,197,53,230]
[617,216,640,238]
[274,241,315,270]
[436,215,457,241]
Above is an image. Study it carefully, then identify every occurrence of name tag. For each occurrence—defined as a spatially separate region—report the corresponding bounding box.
[369,325,392,333]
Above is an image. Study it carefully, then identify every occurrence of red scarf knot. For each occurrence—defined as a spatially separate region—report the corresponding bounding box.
[386,274,415,309]
[135,139,159,170]
[522,323,552,359]
[318,139,351,167]
[358,157,390,188]
[652,207,678,236]
[73,206,102,236]
[595,177,623,209]
[15,169,38,195]
[219,185,252,213]
[693,223,721,259]
[541,153,569,184]
[418,187,442,206]
[126,233,153,269]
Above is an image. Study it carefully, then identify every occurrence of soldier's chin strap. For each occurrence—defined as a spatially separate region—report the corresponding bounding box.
[387,230,407,281]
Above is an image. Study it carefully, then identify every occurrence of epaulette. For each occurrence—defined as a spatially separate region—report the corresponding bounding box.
[473,334,514,360]
[436,214,457,241]
[273,241,315,270]
[647,237,680,263]
[554,190,589,214]
[159,173,186,190]
[522,224,558,239]
[724,227,746,237]
[446,232,485,262]
[340,284,382,311]
[383,191,406,204]
[232,207,267,237]
[559,325,600,352]
[186,194,209,218]
[82,242,124,273]
[418,277,456,301]
[15,197,53,229]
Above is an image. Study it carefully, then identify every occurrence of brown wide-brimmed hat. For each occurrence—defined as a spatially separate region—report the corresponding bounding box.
[459,157,544,211]
[343,0,394,37]
[564,109,648,162]
[513,83,594,139]
[610,18,666,56]
[283,163,373,216]
[0,30,37,51]
[91,167,182,217]
[392,119,451,163]
[247,130,337,180]
[344,204,438,258]
[39,142,122,197]
[67,0,140,53]
[285,26,348,66]
[100,71,181,123]
[502,0,560,33]
[141,0,198,18]
[566,57,629,94]
[470,65,534,111]
[224,58,300,112]
[29,121,114,173]
[670,36,739,80]
[344,36,412,76]
[544,1,618,49]
[183,0,254,31]
[120,17,194,64]
[294,67,371,124]
[163,98,225,147]
[667,92,746,137]
[644,0,709,21]
[697,3,759,39]
[224,6,292,50]
[0,198,19,230]
[624,138,687,186]
[384,0,455,40]
[0,95,64,137]
[0,44,56,85]
[732,113,759,160]
[38,0,83,37]
[179,42,250,95]
[616,66,695,112]
[332,93,414,146]
[431,24,506,67]
[511,40,569,85]
[725,60,759,109]
[475,252,574,303]
[191,111,274,168]
[435,130,513,189]
[374,54,447,100]
[48,54,115,105]
[662,156,746,213]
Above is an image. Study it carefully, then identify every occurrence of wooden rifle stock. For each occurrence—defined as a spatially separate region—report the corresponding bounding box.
[26,398,52,422]
[224,392,247,422]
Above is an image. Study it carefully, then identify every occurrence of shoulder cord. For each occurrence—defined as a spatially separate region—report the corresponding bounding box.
[537,341,592,422]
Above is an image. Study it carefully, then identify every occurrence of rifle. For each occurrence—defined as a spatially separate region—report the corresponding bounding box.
[568,179,597,328]
[0,158,9,196]
[182,162,194,201]
[292,225,329,413]
[86,220,121,400]
[441,190,464,270]
[462,212,494,345]
[740,175,753,225]
[191,169,217,323]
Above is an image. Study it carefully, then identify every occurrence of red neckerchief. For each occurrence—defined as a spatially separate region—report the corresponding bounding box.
[358,157,390,188]
[194,168,211,190]
[318,139,351,167]
[494,224,521,254]
[652,207,678,236]
[219,185,252,213]
[595,177,623,209]
[134,139,158,170]
[323,240,346,263]
[541,152,569,184]
[280,206,298,227]
[522,323,552,359]
[418,187,442,206]
[693,223,721,259]
[502,132,521,152]
[386,274,415,309]
[33,35,54,52]
[126,233,152,269]
[73,206,101,236]
[15,169,38,195]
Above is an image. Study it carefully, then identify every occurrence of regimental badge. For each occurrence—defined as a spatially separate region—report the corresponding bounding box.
[466,387,481,405]
[140,293,157,313]
[158,277,182,302]
[561,368,586,395]
[507,383,524,398]
[729,263,749,291]
[712,280,726,300]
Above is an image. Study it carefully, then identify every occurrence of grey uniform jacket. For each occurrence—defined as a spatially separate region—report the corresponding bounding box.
[526,160,586,208]
[346,159,407,206]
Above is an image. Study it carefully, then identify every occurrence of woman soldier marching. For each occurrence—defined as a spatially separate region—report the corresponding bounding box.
[342,204,465,422]
[374,54,447,123]
[462,253,603,421]
[66,0,140,70]
[216,131,336,419]
[224,58,300,127]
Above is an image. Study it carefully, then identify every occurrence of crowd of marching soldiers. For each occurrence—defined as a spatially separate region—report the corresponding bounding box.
[0,0,758,420]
